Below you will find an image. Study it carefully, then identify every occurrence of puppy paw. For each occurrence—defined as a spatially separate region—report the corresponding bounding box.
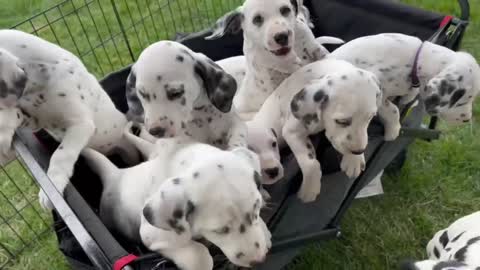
[40,169,69,209]
[341,154,365,179]
[384,123,401,141]
[38,190,54,210]
[297,164,322,203]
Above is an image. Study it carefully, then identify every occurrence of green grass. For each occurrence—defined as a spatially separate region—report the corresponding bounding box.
[0,0,479,269]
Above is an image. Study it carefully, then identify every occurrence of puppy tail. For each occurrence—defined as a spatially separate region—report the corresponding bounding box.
[81,148,121,186]
[315,36,345,45]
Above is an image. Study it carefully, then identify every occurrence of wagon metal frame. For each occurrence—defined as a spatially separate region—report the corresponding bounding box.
[1,0,471,269]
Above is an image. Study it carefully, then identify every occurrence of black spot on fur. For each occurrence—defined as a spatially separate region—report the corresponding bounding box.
[253,171,262,189]
[313,90,328,103]
[138,90,151,102]
[245,213,253,226]
[186,200,195,218]
[236,252,245,259]
[458,75,464,82]
[327,80,333,86]
[433,246,440,258]
[439,231,449,248]
[255,242,260,248]
[302,114,318,126]
[341,75,347,80]
[167,219,185,234]
[173,209,184,219]
[239,224,246,234]
[58,93,66,97]
[172,178,181,185]
[176,55,184,62]
[450,89,466,108]
[193,172,199,178]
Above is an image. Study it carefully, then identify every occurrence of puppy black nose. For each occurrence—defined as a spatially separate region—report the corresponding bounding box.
[274,32,289,46]
[149,127,166,137]
[351,149,365,155]
[264,167,279,178]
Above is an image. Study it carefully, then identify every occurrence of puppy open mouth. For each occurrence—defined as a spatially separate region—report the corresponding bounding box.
[270,47,291,56]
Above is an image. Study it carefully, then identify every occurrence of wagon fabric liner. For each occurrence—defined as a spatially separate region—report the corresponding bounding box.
[11,0,469,269]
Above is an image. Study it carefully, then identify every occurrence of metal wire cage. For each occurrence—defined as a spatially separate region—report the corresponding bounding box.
[1,0,241,268]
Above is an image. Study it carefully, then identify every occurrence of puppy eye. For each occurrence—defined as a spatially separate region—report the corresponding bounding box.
[335,118,352,127]
[280,6,291,17]
[214,226,230,235]
[271,141,277,148]
[252,14,264,26]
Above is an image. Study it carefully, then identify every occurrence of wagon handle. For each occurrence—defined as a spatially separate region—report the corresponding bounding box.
[457,0,470,21]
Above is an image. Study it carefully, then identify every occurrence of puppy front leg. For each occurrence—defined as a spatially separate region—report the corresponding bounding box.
[160,241,213,270]
[282,116,321,203]
[39,121,95,209]
[227,116,248,149]
[0,107,22,165]
[340,153,366,179]
[378,99,401,141]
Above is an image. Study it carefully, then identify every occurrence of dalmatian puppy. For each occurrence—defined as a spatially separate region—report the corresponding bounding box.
[329,33,480,140]
[206,0,344,119]
[125,41,247,149]
[248,58,382,202]
[246,120,283,184]
[82,135,272,270]
[0,29,139,209]
[401,211,480,270]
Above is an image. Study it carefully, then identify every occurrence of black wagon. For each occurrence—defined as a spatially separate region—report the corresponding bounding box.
[4,0,470,269]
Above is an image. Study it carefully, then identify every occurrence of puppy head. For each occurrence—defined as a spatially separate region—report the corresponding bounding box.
[246,121,283,184]
[129,41,237,138]
[422,52,480,124]
[290,69,381,156]
[400,260,473,270]
[0,49,27,106]
[192,147,270,267]
[143,147,270,268]
[207,0,301,57]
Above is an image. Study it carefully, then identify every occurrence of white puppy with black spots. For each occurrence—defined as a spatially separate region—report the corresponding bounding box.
[401,211,480,270]
[125,41,247,149]
[0,30,139,209]
[208,0,344,119]
[329,33,480,140]
[248,58,382,202]
[82,134,272,270]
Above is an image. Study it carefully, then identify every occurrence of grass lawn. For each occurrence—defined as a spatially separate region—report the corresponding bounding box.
[0,0,479,269]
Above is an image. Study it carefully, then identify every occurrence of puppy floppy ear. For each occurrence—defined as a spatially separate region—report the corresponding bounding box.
[193,53,237,112]
[205,7,244,40]
[298,5,314,28]
[290,80,329,126]
[142,177,195,238]
[125,67,145,123]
